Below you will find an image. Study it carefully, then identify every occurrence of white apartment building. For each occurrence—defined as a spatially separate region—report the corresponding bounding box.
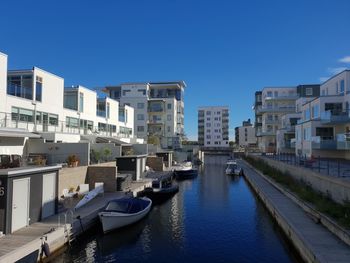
[255,87,298,153]
[295,70,350,159]
[235,120,256,147]
[0,52,136,155]
[198,106,229,147]
[104,81,186,149]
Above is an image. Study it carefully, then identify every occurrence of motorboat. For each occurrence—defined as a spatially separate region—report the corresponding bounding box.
[140,173,179,204]
[225,161,243,176]
[173,161,198,180]
[98,197,152,233]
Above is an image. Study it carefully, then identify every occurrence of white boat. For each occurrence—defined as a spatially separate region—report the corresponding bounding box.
[173,162,198,180]
[74,185,103,210]
[98,197,152,233]
[225,161,243,176]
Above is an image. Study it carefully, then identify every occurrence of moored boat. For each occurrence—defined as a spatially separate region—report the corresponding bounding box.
[173,162,198,180]
[225,160,243,176]
[98,197,152,233]
[140,174,179,204]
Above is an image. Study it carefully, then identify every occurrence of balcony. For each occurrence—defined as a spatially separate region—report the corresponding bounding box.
[264,119,279,125]
[336,133,350,150]
[256,130,275,136]
[264,95,298,101]
[257,106,295,114]
[321,110,350,124]
[311,136,337,150]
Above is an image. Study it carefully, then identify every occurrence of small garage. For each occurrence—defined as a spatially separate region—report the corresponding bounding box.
[0,165,61,234]
[116,155,147,181]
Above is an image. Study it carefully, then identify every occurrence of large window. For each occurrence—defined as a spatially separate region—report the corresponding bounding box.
[7,75,33,100]
[11,107,34,123]
[312,104,319,118]
[64,91,78,110]
[66,116,79,128]
[35,76,42,102]
[137,126,145,132]
[79,92,84,112]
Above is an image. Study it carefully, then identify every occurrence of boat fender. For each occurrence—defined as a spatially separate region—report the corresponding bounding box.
[42,242,51,257]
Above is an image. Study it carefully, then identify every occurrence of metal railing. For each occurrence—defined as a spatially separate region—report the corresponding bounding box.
[321,110,350,124]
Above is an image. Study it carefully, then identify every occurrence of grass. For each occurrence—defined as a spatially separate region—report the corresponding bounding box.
[243,155,350,229]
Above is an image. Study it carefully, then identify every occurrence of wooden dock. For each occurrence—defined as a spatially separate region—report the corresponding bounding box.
[0,180,152,262]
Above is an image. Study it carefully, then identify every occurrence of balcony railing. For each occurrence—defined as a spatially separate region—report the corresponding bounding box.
[320,110,350,124]
[336,133,350,150]
[311,136,337,150]
[256,106,295,114]
[264,95,298,101]
[256,130,275,136]
[0,112,123,137]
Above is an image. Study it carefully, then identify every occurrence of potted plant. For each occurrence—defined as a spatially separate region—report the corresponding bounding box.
[67,154,79,167]
[102,147,112,162]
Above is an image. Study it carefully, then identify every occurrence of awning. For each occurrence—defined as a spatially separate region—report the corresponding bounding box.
[0,128,41,138]
[81,135,131,146]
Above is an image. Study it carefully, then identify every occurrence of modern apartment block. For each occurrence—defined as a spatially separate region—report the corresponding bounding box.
[276,85,320,154]
[0,52,135,153]
[254,86,298,153]
[198,106,229,147]
[295,70,350,159]
[254,85,321,153]
[235,119,256,147]
[104,81,186,149]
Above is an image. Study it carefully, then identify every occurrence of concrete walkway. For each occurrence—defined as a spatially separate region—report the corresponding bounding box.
[238,160,350,263]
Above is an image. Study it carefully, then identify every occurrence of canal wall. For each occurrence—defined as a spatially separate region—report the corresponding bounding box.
[250,155,350,204]
[241,160,350,263]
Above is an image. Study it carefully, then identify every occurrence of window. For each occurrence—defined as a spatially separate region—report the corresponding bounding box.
[312,104,319,118]
[79,92,84,112]
[304,108,310,120]
[66,116,79,128]
[137,114,144,120]
[340,80,345,94]
[217,111,220,114]
[167,103,171,110]
[206,135,211,139]
[138,89,146,95]
[7,75,33,100]
[137,126,145,132]
[122,89,130,96]
[267,91,272,97]
[167,126,171,132]
[106,103,110,118]
[206,111,211,115]
[137,103,145,109]
[305,87,314,95]
[167,115,171,121]
[35,76,42,102]
[206,123,211,127]
[206,129,211,133]
[49,114,58,126]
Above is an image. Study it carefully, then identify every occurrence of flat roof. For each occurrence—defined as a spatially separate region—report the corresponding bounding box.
[0,165,62,177]
[8,66,64,80]
[116,154,148,159]
[0,128,41,139]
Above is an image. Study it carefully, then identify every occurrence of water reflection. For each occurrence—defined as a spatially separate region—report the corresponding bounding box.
[55,155,300,263]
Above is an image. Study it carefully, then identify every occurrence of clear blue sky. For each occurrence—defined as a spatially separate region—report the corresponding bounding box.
[1,0,350,140]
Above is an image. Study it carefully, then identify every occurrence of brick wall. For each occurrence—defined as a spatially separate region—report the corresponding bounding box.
[86,166,117,192]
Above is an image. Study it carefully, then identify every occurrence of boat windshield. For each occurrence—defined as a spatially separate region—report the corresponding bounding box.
[105,199,130,213]
[227,163,237,169]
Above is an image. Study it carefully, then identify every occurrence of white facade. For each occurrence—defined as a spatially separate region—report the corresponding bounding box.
[295,70,350,159]
[104,81,186,149]
[256,86,298,152]
[0,52,135,146]
[237,125,256,147]
[198,106,229,147]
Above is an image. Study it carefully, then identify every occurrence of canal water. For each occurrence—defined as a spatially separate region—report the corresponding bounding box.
[54,155,301,263]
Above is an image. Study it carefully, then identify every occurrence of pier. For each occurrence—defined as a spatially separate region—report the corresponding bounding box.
[0,180,152,263]
[239,159,350,263]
